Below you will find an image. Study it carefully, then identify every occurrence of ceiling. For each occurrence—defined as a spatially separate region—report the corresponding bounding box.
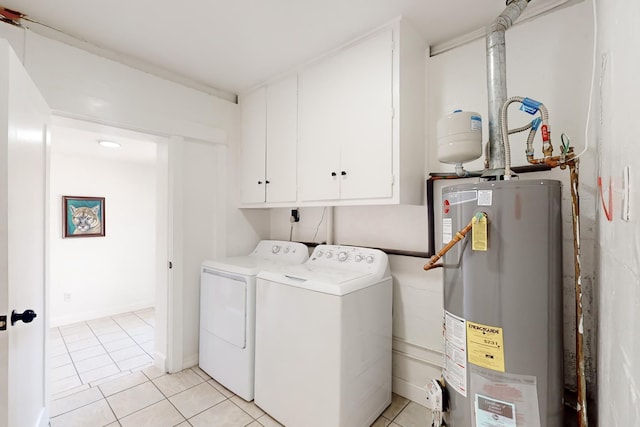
[1,0,568,97]
[52,117,160,164]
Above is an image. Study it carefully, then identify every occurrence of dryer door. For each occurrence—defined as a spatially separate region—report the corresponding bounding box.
[201,268,247,348]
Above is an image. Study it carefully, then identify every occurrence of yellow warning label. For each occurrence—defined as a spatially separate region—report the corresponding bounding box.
[472,214,488,251]
[466,321,505,372]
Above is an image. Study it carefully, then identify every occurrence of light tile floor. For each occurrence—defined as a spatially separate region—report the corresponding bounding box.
[49,308,430,427]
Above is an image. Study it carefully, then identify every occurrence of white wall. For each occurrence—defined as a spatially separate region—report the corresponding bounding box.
[269,0,596,407]
[595,0,640,424]
[49,145,157,326]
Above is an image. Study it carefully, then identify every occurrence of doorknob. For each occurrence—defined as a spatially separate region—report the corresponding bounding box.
[11,309,37,326]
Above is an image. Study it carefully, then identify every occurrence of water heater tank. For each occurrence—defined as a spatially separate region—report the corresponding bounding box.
[441,180,563,427]
[437,110,483,164]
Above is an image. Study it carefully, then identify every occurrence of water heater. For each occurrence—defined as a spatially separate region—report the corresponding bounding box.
[441,180,563,427]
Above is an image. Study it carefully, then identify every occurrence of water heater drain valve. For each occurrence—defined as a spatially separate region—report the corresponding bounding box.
[425,379,447,426]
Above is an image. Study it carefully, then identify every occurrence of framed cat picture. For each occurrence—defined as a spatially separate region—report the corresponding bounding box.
[62,196,106,238]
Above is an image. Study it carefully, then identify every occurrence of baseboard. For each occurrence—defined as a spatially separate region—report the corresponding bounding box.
[50,300,155,327]
[393,377,429,407]
[182,353,199,370]
[391,336,444,407]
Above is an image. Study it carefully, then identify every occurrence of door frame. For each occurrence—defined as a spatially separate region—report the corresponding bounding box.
[47,114,223,374]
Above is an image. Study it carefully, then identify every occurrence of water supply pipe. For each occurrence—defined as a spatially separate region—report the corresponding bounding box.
[567,157,588,427]
[486,0,531,175]
[500,96,554,178]
[423,213,487,271]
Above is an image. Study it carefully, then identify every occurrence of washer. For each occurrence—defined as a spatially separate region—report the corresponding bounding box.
[199,240,309,401]
[254,244,392,427]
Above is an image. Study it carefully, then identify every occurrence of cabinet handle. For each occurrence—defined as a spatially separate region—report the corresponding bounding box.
[331,172,337,177]
[341,171,347,176]
[265,180,270,184]
[258,180,263,184]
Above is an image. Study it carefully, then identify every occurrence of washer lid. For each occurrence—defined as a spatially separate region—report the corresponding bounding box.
[282,264,371,283]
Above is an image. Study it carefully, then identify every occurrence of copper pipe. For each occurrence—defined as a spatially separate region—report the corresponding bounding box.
[526,154,562,168]
[568,157,588,427]
[424,216,479,271]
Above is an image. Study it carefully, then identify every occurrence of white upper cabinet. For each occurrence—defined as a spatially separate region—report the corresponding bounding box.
[240,75,298,204]
[240,18,425,207]
[299,29,394,202]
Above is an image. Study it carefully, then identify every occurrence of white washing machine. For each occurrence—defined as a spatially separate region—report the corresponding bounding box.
[199,240,309,401]
[254,244,392,427]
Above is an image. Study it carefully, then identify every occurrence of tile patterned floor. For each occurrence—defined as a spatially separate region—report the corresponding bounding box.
[49,308,430,426]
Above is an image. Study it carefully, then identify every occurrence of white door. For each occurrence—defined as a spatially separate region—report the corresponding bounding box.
[0,41,50,427]
[166,137,224,372]
[338,29,393,201]
[265,75,298,203]
[298,49,343,202]
[240,87,267,204]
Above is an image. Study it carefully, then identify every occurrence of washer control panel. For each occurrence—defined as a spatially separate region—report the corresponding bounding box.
[252,240,309,263]
[308,245,388,276]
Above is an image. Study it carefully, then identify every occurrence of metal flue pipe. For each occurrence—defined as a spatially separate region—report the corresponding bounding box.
[486,0,531,174]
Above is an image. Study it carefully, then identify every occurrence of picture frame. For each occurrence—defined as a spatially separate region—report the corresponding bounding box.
[62,196,106,238]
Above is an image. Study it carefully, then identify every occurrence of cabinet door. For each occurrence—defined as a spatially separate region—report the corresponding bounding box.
[339,29,394,200]
[240,87,267,203]
[265,76,298,203]
[298,49,343,202]
[298,29,394,202]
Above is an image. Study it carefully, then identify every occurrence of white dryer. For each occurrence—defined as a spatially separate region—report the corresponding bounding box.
[199,240,308,401]
[254,244,392,427]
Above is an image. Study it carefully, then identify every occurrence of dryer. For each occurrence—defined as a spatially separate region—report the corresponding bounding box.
[254,244,392,427]
[199,240,308,401]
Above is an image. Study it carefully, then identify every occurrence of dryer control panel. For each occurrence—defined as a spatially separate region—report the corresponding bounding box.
[308,245,389,278]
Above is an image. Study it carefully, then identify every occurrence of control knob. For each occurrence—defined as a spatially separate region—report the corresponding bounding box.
[366,255,375,264]
[272,245,281,254]
[338,252,348,262]
[355,254,364,262]
[326,251,333,259]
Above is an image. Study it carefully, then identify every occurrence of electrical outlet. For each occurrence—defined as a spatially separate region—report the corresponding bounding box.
[290,209,300,223]
[64,292,71,302]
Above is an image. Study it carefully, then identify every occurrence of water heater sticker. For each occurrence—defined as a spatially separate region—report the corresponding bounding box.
[444,311,467,397]
[466,321,505,372]
[447,190,477,206]
[470,116,482,131]
[469,369,541,427]
[477,190,492,206]
[442,218,453,244]
[474,394,516,427]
